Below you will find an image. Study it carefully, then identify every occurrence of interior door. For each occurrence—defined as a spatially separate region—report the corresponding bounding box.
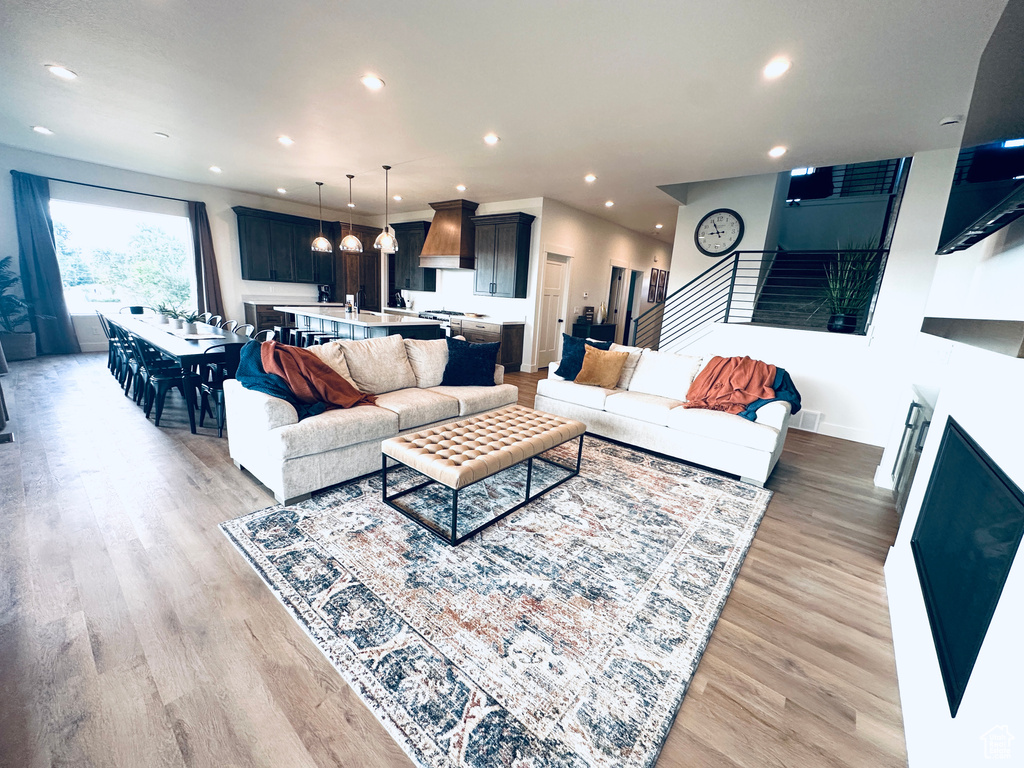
[607,266,626,344]
[537,255,568,368]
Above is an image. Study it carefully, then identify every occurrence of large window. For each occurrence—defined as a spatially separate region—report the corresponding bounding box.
[50,199,196,313]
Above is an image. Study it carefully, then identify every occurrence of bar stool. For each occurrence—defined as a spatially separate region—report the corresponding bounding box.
[295,330,319,347]
[273,326,297,345]
[311,333,339,345]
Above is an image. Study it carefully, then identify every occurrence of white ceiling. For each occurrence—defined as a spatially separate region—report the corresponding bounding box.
[0,0,1008,242]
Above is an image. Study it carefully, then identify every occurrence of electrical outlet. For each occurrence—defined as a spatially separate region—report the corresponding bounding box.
[582,292,588,299]
[573,306,580,316]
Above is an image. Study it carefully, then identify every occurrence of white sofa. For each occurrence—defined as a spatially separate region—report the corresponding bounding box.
[225,334,518,504]
[533,344,792,486]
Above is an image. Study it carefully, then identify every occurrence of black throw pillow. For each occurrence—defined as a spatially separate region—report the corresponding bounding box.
[441,336,500,387]
[554,334,613,380]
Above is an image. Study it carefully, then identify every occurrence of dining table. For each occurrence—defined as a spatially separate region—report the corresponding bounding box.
[106,314,252,433]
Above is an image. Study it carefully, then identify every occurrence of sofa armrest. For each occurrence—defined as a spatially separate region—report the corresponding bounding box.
[223,379,299,431]
[494,364,505,385]
[753,400,792,430]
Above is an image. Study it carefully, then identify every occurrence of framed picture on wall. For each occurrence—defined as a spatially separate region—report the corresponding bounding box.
[656,270,668,302]
[648,268,660,302]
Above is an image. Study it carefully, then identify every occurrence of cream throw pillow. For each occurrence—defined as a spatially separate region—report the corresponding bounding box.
[305,341,355,385]
[339,334,417,394]
[609,342,644,389]
[627,349,703,401]
[404,338,448,388]
[575,346,630,388]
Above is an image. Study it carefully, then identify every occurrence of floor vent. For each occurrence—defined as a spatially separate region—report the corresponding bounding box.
[792,409,822,432]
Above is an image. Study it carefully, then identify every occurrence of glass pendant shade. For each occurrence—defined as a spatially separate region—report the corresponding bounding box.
[311,180,333,253]
[311,234,333,252]
[340,174,363,252]
[375,165,398,254]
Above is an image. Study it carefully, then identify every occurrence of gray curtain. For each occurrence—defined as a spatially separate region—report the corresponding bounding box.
[10,171,80,355]
[187,201,224,316]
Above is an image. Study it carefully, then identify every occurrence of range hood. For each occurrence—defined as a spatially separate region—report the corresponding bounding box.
[419,199,478,269]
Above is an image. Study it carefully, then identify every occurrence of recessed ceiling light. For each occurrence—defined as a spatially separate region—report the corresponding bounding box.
[153,131,170,139]
[277,188,287,194]
[209,166,222,173]
[32,125,53,135]
[584,173,597,183]
[46,65,77,80]
[277,135,294,146]
[605,200,614,207]
[655,223,663,229]
[768,145,787,158]
[393,195,402,201]
[483,133,500,145]
[456,184,467,192]
[763,57,791,79]
[361,75,385,90]
[939,115,964,126]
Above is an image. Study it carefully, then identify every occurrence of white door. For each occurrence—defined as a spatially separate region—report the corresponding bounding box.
[537,255,568,368]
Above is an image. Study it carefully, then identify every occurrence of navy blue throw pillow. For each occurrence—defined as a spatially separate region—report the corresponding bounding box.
[441,336,500,387]
[554,334,613,380]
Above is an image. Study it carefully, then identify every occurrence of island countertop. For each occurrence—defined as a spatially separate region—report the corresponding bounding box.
[274,306,443,328]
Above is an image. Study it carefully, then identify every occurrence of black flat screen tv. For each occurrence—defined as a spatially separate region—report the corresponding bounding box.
[910,417,1024,716]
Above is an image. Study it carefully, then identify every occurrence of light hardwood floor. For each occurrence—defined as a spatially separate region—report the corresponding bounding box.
[0,354,907,768]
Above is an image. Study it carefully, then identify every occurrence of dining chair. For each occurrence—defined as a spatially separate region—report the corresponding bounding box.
[96,311,119,374]
[127,334,179,406]
[197,343,242,438]
[219,319,238,333]
[234,323,255,338]
[198,312,213,323]
[129,335,196,432]
[253,329,276,342]
[207,315,223,327]
[120,305,155,315]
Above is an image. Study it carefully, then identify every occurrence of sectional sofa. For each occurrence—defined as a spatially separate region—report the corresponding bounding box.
[533,343,792,486]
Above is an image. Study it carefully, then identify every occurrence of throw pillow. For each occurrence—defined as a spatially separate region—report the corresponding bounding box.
[575,346,629,388]
[404,338,448,388]
[609,342,644,389]
[441,336,500,387]
[554,334,613,380]
[627,349,703,401]
[305,341,355,385]
[339,334,417,394]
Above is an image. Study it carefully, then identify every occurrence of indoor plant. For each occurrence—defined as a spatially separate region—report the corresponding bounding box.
[181,311,199,335]
[0,256,37,361]
[823,240,882,333]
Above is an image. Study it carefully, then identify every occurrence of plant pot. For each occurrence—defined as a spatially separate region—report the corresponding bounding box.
[156,314,169,324]
[0,331,37,361]
[182,322,197,335]
[827,313,858,333]
[170,318,184,329]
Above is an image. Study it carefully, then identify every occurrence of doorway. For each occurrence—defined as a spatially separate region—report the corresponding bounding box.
[537,254,570,368]
[622,270,644,345]
[607,266,627,344]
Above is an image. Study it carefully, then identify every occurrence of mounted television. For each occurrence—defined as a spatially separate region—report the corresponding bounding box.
[910,418,1024,716]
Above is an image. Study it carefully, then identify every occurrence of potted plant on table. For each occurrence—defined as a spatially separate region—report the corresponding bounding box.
[0,256,37,361]
[155,302,173,324]
[823,240,882,333]
[181,311,199,335]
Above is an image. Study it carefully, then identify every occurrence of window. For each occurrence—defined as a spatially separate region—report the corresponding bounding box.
[50,200,196,314]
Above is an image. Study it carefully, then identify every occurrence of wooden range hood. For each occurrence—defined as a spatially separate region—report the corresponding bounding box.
[419,199,479,269]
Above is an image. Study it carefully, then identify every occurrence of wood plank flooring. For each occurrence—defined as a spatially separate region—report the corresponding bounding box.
[0,354,906,767]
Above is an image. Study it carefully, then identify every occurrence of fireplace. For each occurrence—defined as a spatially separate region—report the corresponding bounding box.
[911,417,1024,716]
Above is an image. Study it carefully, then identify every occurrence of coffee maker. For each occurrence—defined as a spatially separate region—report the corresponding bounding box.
[317,284,332,303]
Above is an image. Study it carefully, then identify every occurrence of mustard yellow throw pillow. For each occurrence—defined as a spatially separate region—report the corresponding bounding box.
[575,346,629,388]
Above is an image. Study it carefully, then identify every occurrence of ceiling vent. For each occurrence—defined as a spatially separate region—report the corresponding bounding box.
[419,199,479,269]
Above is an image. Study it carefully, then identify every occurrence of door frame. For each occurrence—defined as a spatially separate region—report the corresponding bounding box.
[534,251,572,371]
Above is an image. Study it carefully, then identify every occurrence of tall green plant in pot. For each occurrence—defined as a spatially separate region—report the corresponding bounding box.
[823,240,882,333]
[0,256,37,360]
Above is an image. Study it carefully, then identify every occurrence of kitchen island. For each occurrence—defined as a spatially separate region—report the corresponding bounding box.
[276,306,444,341]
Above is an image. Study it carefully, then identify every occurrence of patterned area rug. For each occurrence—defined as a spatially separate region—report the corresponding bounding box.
[221,436,772,768]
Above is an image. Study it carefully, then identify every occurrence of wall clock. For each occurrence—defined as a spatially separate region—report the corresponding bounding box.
[694,208,744,256]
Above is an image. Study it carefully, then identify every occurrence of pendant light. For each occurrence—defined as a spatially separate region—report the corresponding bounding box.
[374,165,398,254]
[311,181,333,253]
[340,174,363,252]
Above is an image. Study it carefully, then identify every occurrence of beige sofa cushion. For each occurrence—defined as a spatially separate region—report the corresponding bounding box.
[667,407,780,452]
[627,349,702,401]
[609,343,644,389]
[273,405,397,460]
[604,391,684,427]
[374,388,460,431]
[404,338,448,388]
[305,341,354,384]
[428,383,519,416]
[340,335,417,394]
[536,377,618,410]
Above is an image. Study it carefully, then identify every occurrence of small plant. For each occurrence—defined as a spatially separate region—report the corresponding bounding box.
[823,239,882,316]
[0,256,30,333]
[181,310,199,324]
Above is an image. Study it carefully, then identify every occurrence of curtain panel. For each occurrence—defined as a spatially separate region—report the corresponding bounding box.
[10,171,80,355]
[187,201,224,317]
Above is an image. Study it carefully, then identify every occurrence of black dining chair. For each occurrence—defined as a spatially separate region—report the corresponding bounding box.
[197,343,242,437]
[198,312,213,324]
[129,335,197,432]
[207,315,223,328]
[253,329,276,342]
[96,311,119,374]
[120,305,155,315]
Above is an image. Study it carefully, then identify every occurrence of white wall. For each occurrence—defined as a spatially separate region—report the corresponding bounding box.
[0,143,374,327]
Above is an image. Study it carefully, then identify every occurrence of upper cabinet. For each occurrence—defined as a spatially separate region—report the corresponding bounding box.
[471,212,535,298]
[335,224,381,312]
[234,206,335,285]
[391,221,436,292]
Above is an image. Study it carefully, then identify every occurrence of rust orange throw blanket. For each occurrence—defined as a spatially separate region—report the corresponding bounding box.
[684,355,777,414]
[260,341,377,409]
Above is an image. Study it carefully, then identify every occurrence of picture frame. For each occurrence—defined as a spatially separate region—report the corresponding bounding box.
[648,268,660,302]
[656,270,668,302]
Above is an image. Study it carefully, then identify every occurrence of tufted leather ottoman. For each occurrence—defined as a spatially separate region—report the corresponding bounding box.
[381,405,586,544]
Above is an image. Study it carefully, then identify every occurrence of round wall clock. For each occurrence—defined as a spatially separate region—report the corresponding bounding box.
[694,208,744,256]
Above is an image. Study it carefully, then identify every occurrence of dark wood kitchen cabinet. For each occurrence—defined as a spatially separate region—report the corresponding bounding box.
[234,206,335,285]
[471,212,535,298]
[335,224,381,312]
[391,221,436,293]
